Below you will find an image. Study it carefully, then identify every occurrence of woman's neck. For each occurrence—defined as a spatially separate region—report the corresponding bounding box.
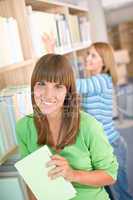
[47,111,63,146]
[47,110,62,124]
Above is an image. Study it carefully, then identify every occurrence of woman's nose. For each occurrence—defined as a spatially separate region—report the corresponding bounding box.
[86,55,91,62]
[43,88,54,98]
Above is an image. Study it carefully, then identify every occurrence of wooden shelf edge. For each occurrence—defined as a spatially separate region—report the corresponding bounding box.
[72,41,92,51]
[0,42,91,73]
[0,145,18,165]
[0,59,36,73]
[26,0,89,12]
[55,41,91,54]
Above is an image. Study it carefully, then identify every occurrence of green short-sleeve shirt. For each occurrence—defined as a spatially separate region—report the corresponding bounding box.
[16,111,118,200]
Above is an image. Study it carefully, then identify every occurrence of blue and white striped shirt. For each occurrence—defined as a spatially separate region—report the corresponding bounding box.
[76,74,119,144]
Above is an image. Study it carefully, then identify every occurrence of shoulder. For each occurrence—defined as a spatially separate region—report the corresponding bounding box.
[16,114,34,130]
[16,114,34,141]
[80,110,97,123]
[79,111,107,144]
[93,74,113,90]
[93,74,112,84]
[80,110,103,131]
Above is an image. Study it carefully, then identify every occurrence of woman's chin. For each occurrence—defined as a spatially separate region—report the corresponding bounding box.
[41,108,61,118]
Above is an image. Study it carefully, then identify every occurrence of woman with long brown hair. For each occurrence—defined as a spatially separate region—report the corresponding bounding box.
[16,53,118,200]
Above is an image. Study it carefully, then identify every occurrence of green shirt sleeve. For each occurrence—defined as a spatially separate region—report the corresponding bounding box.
[16,117,30,158]
[82,113,118,180]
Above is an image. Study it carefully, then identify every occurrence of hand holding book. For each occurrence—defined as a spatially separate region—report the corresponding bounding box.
[47,154,75,182]
[15,145,76,200]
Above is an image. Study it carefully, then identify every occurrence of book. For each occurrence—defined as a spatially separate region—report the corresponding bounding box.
[78,16,91,44]
[15,145,76,200]
[0,129,6,157]
[56,14,71,48]
[26,6,58,56]
[67,14,81,45]
[0,85,33,120]
[0,16,23,67]
[0,99,15,150]
[7,17,24,64]
[0,17,12,67]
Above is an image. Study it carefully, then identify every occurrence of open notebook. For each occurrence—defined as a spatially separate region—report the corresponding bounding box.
[14,145,76,200]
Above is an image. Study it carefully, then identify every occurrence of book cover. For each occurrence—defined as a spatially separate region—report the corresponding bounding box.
[0,17,12,67]
[15,145,76,200]
[26,6,58,56]
[7,17,24,64]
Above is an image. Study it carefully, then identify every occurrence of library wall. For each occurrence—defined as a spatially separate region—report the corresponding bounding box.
[108,21,133,78]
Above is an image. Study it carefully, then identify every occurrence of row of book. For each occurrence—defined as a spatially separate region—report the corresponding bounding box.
[26,5,91,57]
[0,16,23,68]
[0,6,91,67]
[0,86,33,161]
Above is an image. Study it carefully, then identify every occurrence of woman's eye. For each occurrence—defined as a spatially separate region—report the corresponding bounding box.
[37,81,45,86]
[55,84,63,89]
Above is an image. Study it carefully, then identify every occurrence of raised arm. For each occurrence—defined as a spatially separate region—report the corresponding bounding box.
[76,74,112,95]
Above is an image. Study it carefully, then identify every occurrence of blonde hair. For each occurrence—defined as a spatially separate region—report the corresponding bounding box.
[90,42,118,85]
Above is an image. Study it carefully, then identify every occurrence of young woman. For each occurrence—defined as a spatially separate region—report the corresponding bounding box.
[16,54,118,200]
[76,42,133,200]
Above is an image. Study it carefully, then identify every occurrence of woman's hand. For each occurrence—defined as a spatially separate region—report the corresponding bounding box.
[47,154,75,182]
[46,155,115,186]
[42,32,55,53]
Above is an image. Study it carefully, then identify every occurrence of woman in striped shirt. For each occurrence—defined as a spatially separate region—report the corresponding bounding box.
[76,42,133,200]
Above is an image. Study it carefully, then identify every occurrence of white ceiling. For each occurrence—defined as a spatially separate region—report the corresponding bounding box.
[61,0,133,10]
[102,0,133,9]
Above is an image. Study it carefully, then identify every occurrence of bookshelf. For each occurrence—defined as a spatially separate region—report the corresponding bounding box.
[0,59,35,73]
[0,1,91,199]
[0,0,91,90]
[25,0,89,14]
[0,160,29,200]
[0,146,17,165]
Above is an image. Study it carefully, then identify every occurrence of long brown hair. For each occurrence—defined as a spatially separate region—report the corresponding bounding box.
[31,54,80,150]
[90,42,118,85]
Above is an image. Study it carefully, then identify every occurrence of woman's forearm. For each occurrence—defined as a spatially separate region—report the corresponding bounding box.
[71,169,115,187]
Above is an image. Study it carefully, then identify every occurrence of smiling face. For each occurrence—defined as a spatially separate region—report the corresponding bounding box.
[31,54,80,149]
[34,81,67,117]
[85,46,104,76]
[31,53,79,122]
